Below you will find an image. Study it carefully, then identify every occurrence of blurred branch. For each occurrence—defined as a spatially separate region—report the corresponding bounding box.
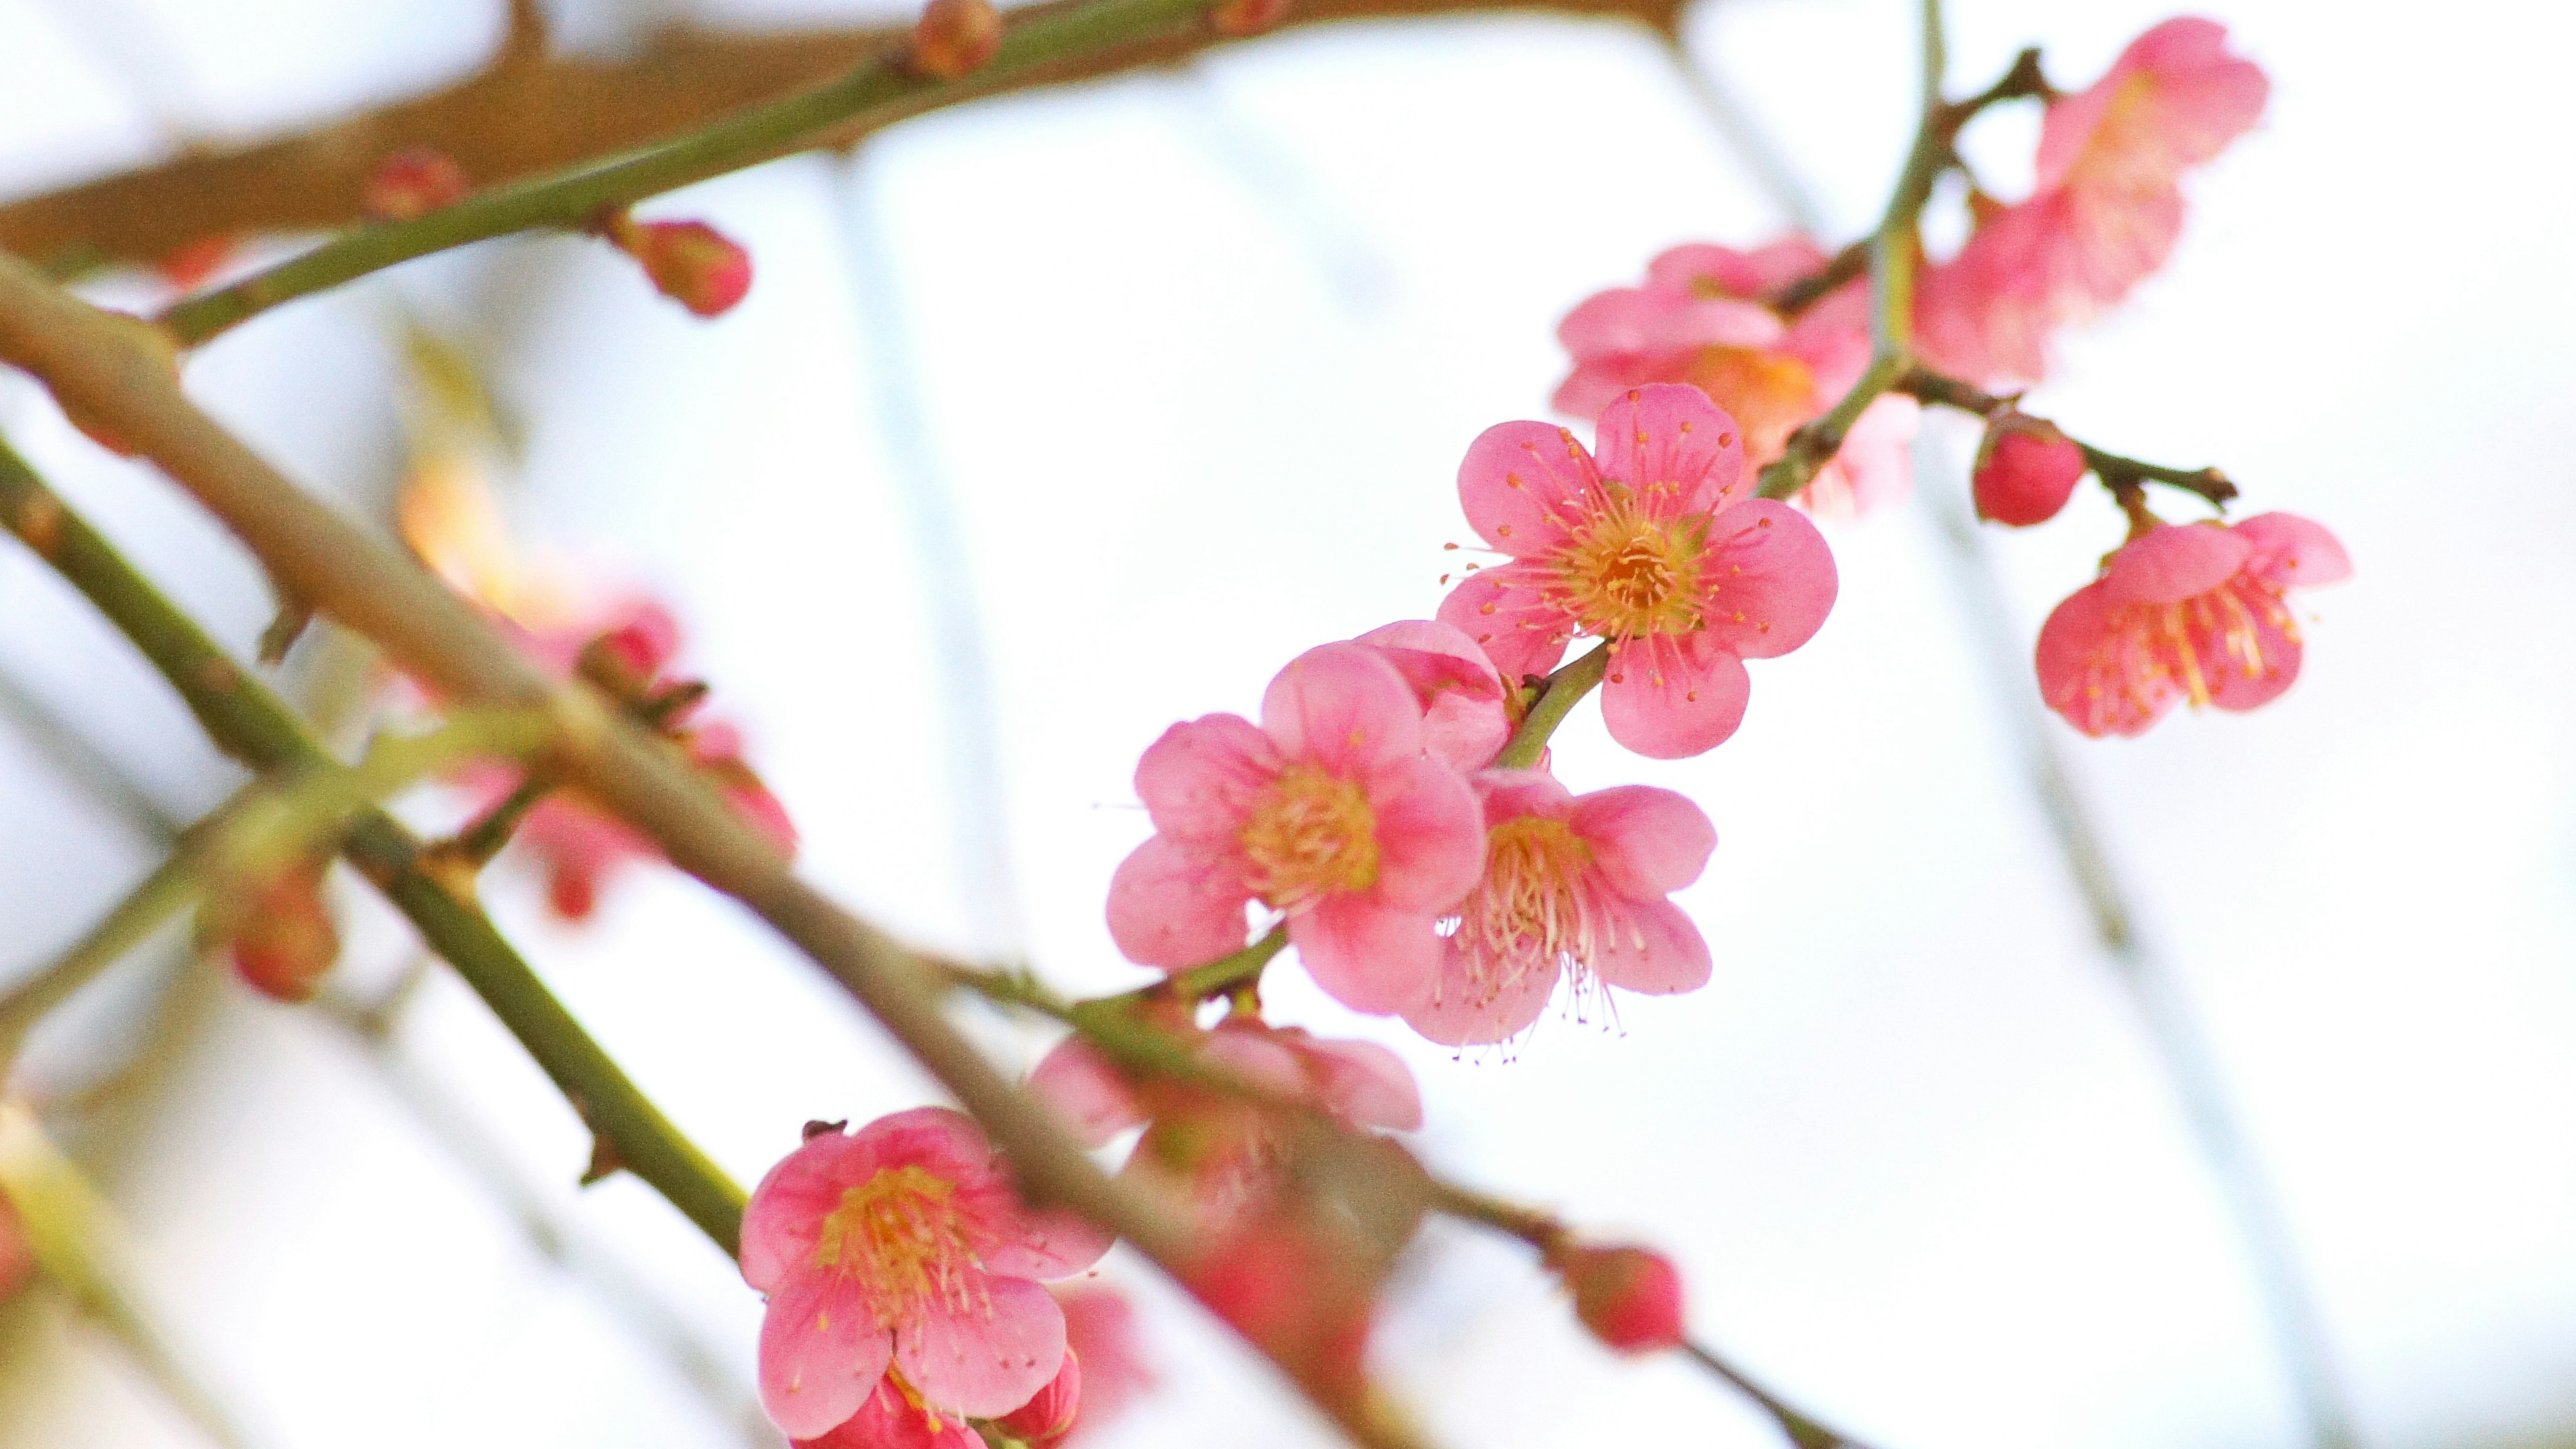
[0,849,199,1069]
[0,261,1432,1449]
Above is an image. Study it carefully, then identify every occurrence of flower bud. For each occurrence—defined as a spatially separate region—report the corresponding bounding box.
[364,147,472,223]
[1210,0,1293,36]
[1972,413,2086,527]
[156,235,235,291]
[912,0,1002,80]
[612,218,753,318]
[996,1348,1082,1442]
[1554,1243,1684,1353]
[202,859,341,1004]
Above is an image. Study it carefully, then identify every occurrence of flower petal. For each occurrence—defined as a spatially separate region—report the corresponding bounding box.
[1354,620,1511,773]
[2202,596,2306,714]
[896,1273,1068,1419]
[743,1133,881,1291]
[1437,562,1574,686]
[1695,499,1838,659]
[1106,835,1252,971]
[1599,635,1751,760]
[1293,1036,1424,1132]
[1134,714,1276,844]
[984,1203,1115,1281]
[847,1107,999,1195]
[2233,512,2351,588]
[1589,896,1712,995]
[1590,384,1747,517]
[1569,785,1714,899]
[759,1273,893,1440]
[1364,753,1488,913]
[1404,936,1560,1046]
[1458,420,1599,554]
[2104,523,2252,604]
[1026,1037,1146,1150]
[2036,579,2180,738]
[1260,642,1424,777]
[1290,896,1440,1016]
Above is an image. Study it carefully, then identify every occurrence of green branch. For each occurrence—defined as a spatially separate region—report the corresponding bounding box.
[1892,364,2238,509]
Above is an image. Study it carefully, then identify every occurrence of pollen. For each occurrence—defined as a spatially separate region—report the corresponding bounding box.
[1239,763,1381,910]
[1542,489,1709,645]
[1452,815,1598,1011]
[814,1165,984,1328]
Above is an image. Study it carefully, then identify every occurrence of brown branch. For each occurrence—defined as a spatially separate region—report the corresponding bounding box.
[0,0,1685,272]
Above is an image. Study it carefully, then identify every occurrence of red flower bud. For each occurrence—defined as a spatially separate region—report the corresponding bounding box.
[1555,1243,1684,1354]
[1972,414,2087,527]
[156,234,235,291]
[364,147,472,223]
[1210,0,1293,36]
[996,1348,1082,1442]
[613,219,753,318]
[205,859,341,1004]
[912,0,1002,80]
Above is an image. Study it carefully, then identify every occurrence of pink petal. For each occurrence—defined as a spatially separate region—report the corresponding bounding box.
[1556,286,1668,358]
[1801,392,1919,521]
[1201,1026,1314,1098]
[1587,896,1712,995]
[1026,1038,1146,1149]
[1437,563,1574,686]
[1293,1036,1424,1132]
[2104,523,2252,604]
[2035,580,2179,738]
[984,1203,1115,1281]
[2201,593,2306,714]
[2039,18,2267,193]
[1458,420,1599,554]
[1646,239,1828,301]
[1470,766,1575,824]
[743,1133,880,1291]
[1362,752,1487,914]
[1106,835,1252,970]
[1289,896,1441,1016]
[1590,384,1747,517]
[847,1108,998,1195]
[1568,785,1714,899]
[1694,499,1838,659]
[1404,936,1560,1046]
[896,1273,1067,1419]
[2232,512,2351,588]
[1599,636,1751,760]
[1134,714,1275,844]
[1553,354,1672,423]
[1260,642,1424,777]
[759,1273,894,1440]
[1354,620,1511,773]
[798,1379,979,1449]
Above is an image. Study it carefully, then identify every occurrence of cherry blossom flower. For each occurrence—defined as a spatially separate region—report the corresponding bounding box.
[1917,18,2269,386]
[1972,413,2088,526]
[1436,384,1838,759]
[1554,240,1921,518]
[1352,619,1513,771]
[1405,769,1715,1046]
[1030,1019,1420,1230]
[1551,1243,1685,1353]
[2037,513,2349,738]
[1106,642,1483,1014]
[793,1378,983,1449]
[742,1107,1112,1440]
[1051,1283,1153,1439]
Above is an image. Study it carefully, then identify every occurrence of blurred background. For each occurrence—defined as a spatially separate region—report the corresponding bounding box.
[0,0,2569,1445]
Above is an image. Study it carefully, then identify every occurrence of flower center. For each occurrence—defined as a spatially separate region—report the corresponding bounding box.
[1454,815,1597,1007]
[1684,345,1816,464]
[1547,493,1709,645]
[814,1164,982,1326]
[2097,575,2298,713]
[1238,763,1381,910]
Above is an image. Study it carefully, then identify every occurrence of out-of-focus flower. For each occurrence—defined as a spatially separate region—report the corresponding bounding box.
[1550,1242,1685,1353]
[1210,0,1294,37]
[2037,513,2349,737]
[1972,413,2088,526]
[1554,240,1921,519]
[1050,1282,1153,1438]
[606,216,753,318]
[363,147,472,223]
[995,1348,1082,1442]
[792,1377,983,1448]
[741,1108,1112,1440]
[1405,769,1713,1046]
[1436,385,1837,759]
[1352,619,1513,771]
[911,0,1002,78]
[1187,1210,1374,1400]
[199,857,339,1004]
[1917,17,2269,385]
[154,234,235,291]
[1106,642,1483,1015]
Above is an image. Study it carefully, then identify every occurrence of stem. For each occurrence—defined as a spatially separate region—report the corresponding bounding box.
[157,0,1232,345]
[0,439,748,1256]
[1493,643,1609,769]
[1892,364,2239,509]
[1169,924,1289,1001]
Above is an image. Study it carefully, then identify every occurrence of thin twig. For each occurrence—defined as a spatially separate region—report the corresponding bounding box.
[1892,364,2237,509]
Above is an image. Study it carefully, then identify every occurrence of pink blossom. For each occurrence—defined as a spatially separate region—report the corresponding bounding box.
[207,857,339,1004]
[1352,619,1513,770]
[1051,1283,1153,1439]
[609,217,754,318]
[996,1348,1081,1442]
[792,1379,983,1449]
[1973,414,2088,526]
[1436,384,1837,759]
[1106,642,1484,1014]
[742,1107,1112,1440]
[1552,1243,1686,1353]
[363,148,471,223]
[2036,513,2349,738]
[1917,18,2269,385]
[1554,241,1921,517]
[1404,769,1714,1045]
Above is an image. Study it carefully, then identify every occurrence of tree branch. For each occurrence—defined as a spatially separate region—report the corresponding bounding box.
[0,0,1686,279]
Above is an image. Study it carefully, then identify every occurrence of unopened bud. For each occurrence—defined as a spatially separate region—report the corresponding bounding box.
[202,859,340,1004]
[912,0,1002,79]
[1210,0,1293,36]
[1554,1243,1684,1353]
[996,1348,1082,1442]
[364,147,472,223]
[1972,413,2087,527]
[155,235,235,291]
[610,218,753,318]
